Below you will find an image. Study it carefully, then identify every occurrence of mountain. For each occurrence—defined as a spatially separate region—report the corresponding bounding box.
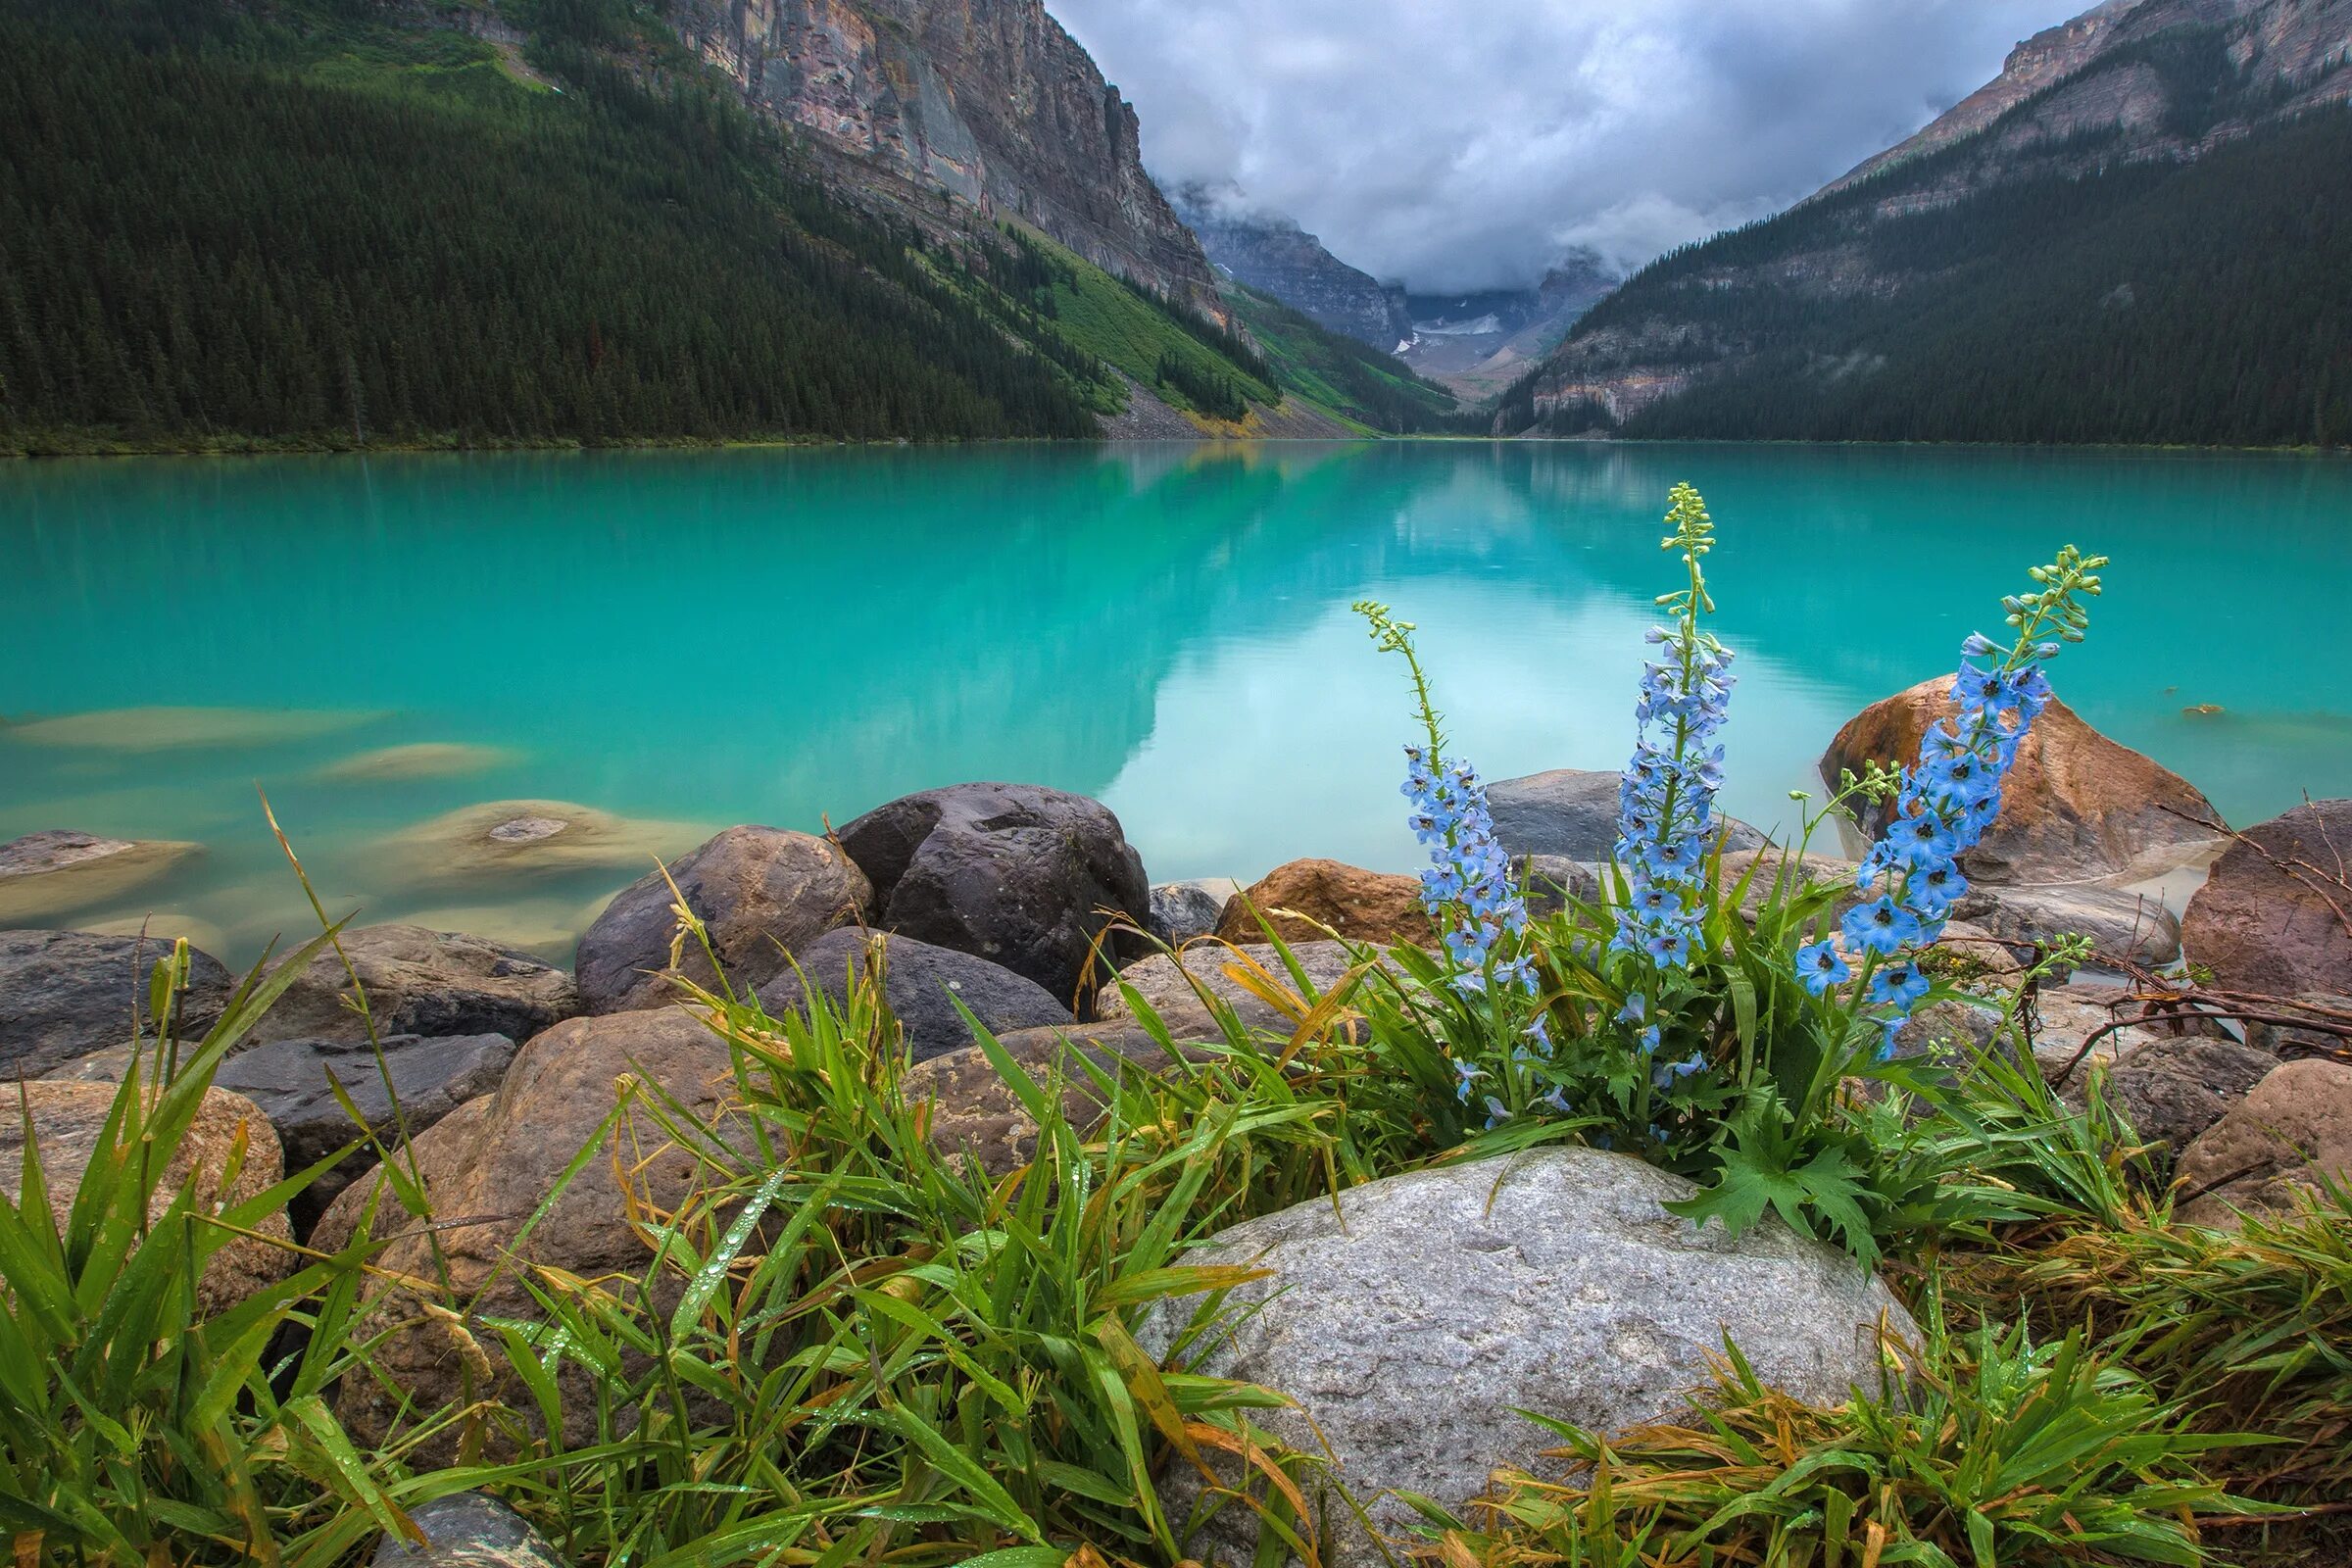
[1216,282,1459,432]
[1508,0,2352,445]
[1169,185,1414,352]
[669,0,1224,318]
[1397,254,1618,400]
[0,0,1388,450]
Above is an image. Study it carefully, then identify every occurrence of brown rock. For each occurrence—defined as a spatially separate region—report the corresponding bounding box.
[1953,881,2182,966]
[0,1080,293,1314]
[1821,678,2225,884]
[906,1022,1212,1177]
[313,1007,745,1447]
[1214,858,1430,947]
[261,925,578,1045]
[2180,801,2352,999]
[0,829,201,924]
[2093,1037,2278,1155]
[2176,1058,2352,1227]
[574,826,873,1013]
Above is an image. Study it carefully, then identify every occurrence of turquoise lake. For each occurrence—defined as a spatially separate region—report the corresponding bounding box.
[3,441,2348,965]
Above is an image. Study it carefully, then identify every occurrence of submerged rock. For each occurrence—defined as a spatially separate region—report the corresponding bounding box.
[374,799,703,890]
[1,705,380,751]
[0,1080,294,1314]
[1139,1149,1911,1568]
[260,925,577,1046]
[2177,1058,2352,1227]
[1488,767,1762,861]
[0,829,201,924]
[1214,858,1430,947]
[1821,679,2226,884]
[574,825,872,1012]
[0,928,233,1079]
[837,783,1150,1005]
[2180,801,2352,998]
[754,928,1069,1062]
[317,742,516,782]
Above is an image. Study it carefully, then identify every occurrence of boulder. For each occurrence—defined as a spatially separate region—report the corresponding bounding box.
[906,1022,1210,1177]
[50,1033,519,1237]
[2029,983,2170,1080]
[2243,994,2352,1055]
[1821,679,2225,885]
[2088,1037,2278,1155]
[837,783,1150,1004]
[262,925,576,1045]
[1139,1150,1912,1568]
[1514,855,1600,917]
[2176,1058,2352,1227]
[1890,996,2001,1066]
[0,928,233,1079]
[1951,882,2181,966]
[373,1492,566,1568]
[1214,858,1430,947]
[1487,768,1762,861]
[1100,940,1364,1039]
[1148,880,1236,946]
[754,928,1069,1063]
[0,830,201,924]
[1719,848,1862,915]
[2180,801,2352,999]
[313,1008,745,1447]
[0,1080,294,1315]
[574,825,871,1012]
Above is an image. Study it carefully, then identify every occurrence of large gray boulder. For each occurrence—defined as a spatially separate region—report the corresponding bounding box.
[574,825,871,1012]
[1487,768,1762,862]
[1951,883,2181,967]
[837,784,1150,1005]
[0,928,233,1079]
[1140,1149,1911,1568]
[753,928,1069,1063]
[261,925,576,1046]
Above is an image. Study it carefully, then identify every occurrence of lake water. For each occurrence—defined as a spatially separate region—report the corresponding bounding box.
[4,441,2348,966]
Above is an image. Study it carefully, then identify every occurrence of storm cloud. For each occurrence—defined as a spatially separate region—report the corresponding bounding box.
[1051,0,2087,292]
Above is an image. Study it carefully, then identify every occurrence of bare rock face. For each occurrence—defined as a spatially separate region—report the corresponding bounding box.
[1139,1150,1913,1568]
[906,1021,1208,1177]
[314,1008,745,1448]
[0,928,233,1079]
[1171,186,1412,349]
[754,927,1069,1062]
[575,826,872,1012]
[665,0,1222,312]
[0,1080,294,1315]
[837,783,1149,1006]
[262,925,578,1045]
[2180,801,2352,998]
[2177,1058,2352,1227]
[1821,678,2226,885]
[1214,858,1431,948]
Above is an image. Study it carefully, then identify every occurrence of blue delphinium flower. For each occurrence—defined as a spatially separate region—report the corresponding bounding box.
[1401,743,1531,995]
[1795,940,1849,995]
[1614,483,1734,968]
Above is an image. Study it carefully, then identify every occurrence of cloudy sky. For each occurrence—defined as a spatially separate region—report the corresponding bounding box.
[1052,0,2088,293]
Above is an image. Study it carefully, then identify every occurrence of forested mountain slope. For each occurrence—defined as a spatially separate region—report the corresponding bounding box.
[1509,0,2352,446]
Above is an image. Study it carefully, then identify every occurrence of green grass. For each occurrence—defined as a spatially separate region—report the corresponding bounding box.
[1221,282,1460,433]
[1021,231,1285,421]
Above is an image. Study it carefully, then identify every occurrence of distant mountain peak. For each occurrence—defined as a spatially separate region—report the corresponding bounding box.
[1166,185,1412,350]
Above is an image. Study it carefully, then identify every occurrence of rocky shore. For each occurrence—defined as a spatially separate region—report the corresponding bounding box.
[6,682,2351,1564]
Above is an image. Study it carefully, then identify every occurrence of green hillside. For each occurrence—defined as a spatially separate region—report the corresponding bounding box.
[1221,283,1459,433]
[0,0,1105,452]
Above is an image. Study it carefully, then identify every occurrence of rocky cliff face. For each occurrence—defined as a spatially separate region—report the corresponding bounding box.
[1169,185,1413,351]
[1398,252,1617,399]
[1517,0,2352,432]
[666,0,1221,311]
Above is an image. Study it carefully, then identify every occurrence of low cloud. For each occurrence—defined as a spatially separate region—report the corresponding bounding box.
[1054,0,2085,292]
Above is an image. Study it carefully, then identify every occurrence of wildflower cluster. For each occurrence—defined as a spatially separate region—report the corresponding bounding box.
[1800,546,2108,1054]
[1613,482,1735,968]
[1356,601,1531,1003]
[1401,746,1531,989]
